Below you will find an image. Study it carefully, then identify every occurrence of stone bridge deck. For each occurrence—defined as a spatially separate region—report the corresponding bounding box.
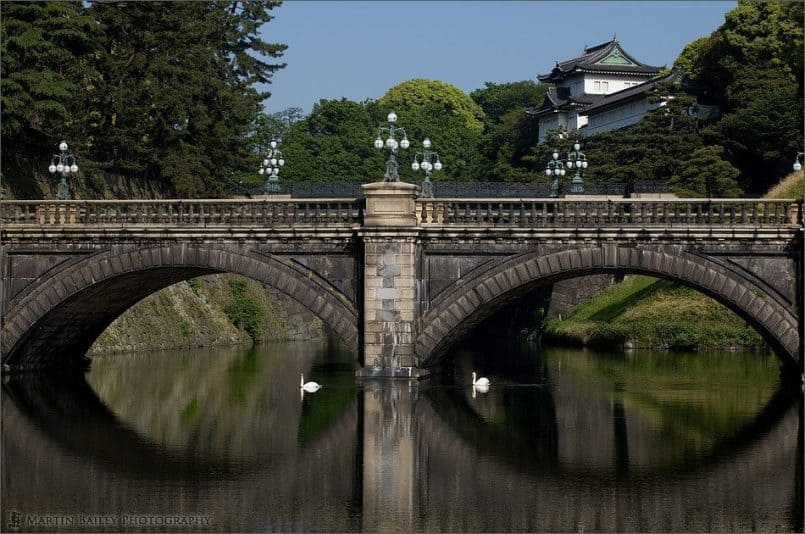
[1,185,802,375]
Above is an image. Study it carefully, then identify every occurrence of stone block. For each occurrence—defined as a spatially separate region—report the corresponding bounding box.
[376,287,401,300]
[376,309,401,322]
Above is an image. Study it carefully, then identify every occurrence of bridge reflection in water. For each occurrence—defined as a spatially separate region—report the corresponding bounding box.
[2,340,801,532]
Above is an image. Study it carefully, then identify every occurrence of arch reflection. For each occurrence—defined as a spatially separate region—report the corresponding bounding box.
[2,341,800,532]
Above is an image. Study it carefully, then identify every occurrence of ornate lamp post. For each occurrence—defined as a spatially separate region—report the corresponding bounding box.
[793,152,804,171]
[544,151,567,198]
[566,142,588,194]
[48,140,78,200]
[411,138,442,198]
[373,111,410,182]
[258,140,285,194]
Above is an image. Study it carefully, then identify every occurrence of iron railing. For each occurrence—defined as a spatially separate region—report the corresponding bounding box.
[232,181,671,199]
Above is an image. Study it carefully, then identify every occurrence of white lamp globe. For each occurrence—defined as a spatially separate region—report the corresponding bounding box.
[374,138,384,149]
[270,140,277,149]
[270,158,277,166]
[794,161,803,171]
[400,138,410,149]
[49,164,57,173]
[70,164,78,173]
[272,168,279,175]
[566,161,573,168]
[545,169,552,176]
[552,152,559,160]
[576,160,582,168]
[385,138,394,148]
[423,138,432,149]
[387,111,397,123]
[62,166,70,174]
[258,168,265,175]
[59,141,68,151]
[582,161,588,168]
[278,159,285,166]
[433,161,442,171]
[412,162,420,171]
[390,139,398,150]
[56,163,64,172]
[574,143,581,151]
[561,169,566,176]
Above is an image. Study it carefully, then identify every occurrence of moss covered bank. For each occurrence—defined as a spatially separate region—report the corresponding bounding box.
[89,274,323,355]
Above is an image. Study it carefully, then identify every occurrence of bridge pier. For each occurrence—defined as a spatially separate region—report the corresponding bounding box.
[356,182,429,379]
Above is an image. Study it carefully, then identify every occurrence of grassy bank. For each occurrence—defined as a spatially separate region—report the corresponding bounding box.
[543,170,802,352]
[543,276,765,351]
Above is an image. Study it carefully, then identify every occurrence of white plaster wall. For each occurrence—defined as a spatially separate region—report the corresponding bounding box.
[582,74,649,95]
[583,98,657,137]
[538,113,569,143]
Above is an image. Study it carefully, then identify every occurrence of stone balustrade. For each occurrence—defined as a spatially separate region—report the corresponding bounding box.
[2,197,801,230]
[1,199,364,227]
[416,198,803,227]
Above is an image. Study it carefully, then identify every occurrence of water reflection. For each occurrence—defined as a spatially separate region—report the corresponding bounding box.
[2,341,801,532]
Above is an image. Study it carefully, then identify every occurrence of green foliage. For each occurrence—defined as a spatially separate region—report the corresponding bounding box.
[579,81,708,187]
[378,79,486,181]
[670,145,742,197]
[1,2,101,140]
[471,81,547,182]
[187,277,202,294]
[178,320,192,337]
[545,276,766,351]
[2,2,287,198]
[672,1,804,194]
[470,81,546,127]
[765,171,804,200]
[224,279,264,341]
[673,37,712,80]
[280,98,384,183]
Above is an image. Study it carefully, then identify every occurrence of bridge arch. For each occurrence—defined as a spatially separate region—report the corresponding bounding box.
[416,246,800,368]
[2,244,359,370]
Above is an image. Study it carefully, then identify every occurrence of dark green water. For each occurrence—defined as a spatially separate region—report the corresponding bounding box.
[2,339,801,532]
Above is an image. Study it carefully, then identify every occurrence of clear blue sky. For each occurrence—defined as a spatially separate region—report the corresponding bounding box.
[259,1,735,115]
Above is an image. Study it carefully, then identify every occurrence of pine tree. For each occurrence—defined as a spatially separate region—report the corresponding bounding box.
[1,2,100,143]
[85,1,286,196]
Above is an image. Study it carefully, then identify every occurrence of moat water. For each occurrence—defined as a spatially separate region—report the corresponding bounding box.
[2,337,802,532]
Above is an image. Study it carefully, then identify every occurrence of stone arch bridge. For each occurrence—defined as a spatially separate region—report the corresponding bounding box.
[1,182,802,376]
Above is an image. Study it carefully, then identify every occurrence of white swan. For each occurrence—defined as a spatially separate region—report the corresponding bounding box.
[300,374,322,392]
[472,372,490,387]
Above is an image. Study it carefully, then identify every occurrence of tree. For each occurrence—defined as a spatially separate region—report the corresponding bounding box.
[279,98,384,183]
[470,80,547,127]
[670,145,742,197]
[84,1,286,196]
[377,79,486,182]
[1,2,100,142]
[470,81,547,182]
[670,1,804,193]
[577,81,707,188]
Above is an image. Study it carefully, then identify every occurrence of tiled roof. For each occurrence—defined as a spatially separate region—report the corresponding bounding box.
[525,88,604,117]
[582,71,677,115]
[538,39,663,82]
